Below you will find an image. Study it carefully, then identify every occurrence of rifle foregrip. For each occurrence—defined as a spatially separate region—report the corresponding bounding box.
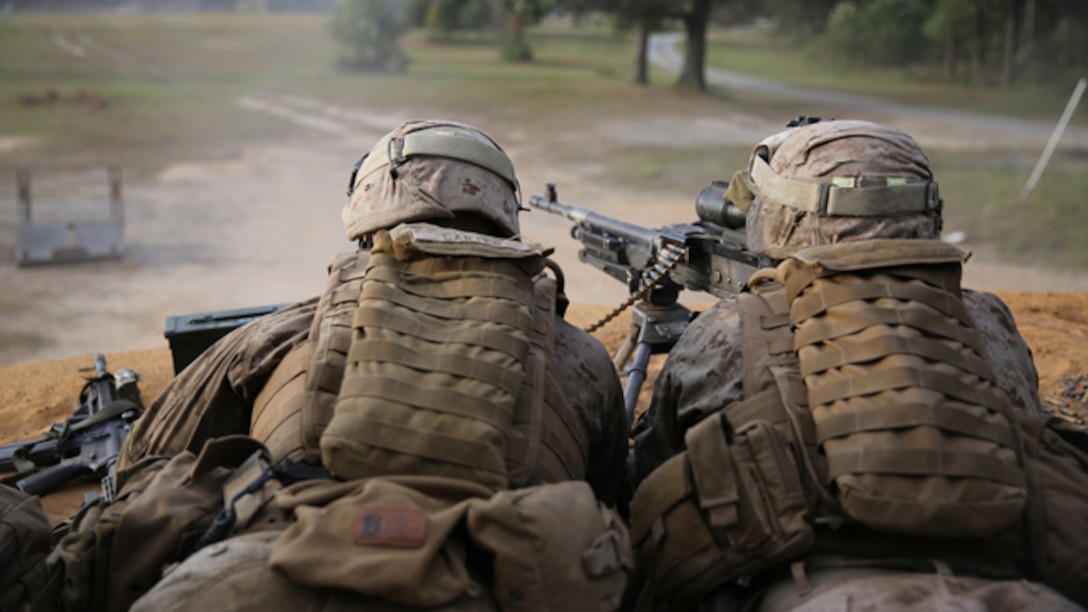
[16,462,93,496]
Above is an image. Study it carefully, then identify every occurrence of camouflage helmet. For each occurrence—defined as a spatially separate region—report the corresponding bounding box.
[342,119,521,240]
[744,119,942,258]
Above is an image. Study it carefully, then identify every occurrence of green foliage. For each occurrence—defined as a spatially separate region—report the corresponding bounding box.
[819,0,932,69]
[403,0,434,27]
[1046,17,1088,72]
[821,2,863,66]
[767,0,840,41]
[330,0,409,73]
[422,0,495,38]
[462,0,495,30]
[502,0,556,25]
[500,39,533,61]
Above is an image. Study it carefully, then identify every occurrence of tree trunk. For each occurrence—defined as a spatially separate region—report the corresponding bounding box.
[971,1,986,85]
[1001,0,1023,87]
[943,24,957,80]
[505,9,524,46]
[634,24,649,85]
[676,0,711,92]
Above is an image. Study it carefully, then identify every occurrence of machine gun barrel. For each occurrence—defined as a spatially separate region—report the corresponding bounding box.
[529,181,768,422]
[529,190,659,247]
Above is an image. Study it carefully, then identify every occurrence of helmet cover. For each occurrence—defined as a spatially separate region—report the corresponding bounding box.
[746,119,942,258]
[343,119,521,240]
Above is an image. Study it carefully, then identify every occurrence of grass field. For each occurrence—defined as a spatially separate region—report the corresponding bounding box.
[704,26,1088,122]
[1,12,1086,268]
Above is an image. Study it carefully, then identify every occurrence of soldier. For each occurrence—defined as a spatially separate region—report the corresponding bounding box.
[120,119,628,507]
[102,120,630,611]
[626,119,1081,611]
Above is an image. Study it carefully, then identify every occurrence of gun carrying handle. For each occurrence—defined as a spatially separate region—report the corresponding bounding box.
[16,462,93,496]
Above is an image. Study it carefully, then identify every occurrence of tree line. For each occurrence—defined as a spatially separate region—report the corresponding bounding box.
[11,0,1087,91]
[334,0,1088,93]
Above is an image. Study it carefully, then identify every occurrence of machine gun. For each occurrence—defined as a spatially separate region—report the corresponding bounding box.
[0,354,144,497]
[529,182,768,423]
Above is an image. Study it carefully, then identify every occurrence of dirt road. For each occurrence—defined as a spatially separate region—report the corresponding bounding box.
[649,33,1088,150]
[4,95,1088,368]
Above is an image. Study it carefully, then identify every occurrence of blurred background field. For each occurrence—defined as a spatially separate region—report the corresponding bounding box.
[2,10,1087,269]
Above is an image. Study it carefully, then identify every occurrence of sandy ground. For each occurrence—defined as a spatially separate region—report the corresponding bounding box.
[2,93,1088,523]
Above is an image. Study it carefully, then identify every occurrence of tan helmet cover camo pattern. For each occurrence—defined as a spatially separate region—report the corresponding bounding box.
[746,119,942,258]
[342,119,521,240]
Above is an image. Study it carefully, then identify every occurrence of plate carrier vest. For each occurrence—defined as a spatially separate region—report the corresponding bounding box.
[630,239,1027,609]
[251,224,589,491]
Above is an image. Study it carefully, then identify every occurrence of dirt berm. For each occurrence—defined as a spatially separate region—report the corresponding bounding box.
[3,293,1087,524]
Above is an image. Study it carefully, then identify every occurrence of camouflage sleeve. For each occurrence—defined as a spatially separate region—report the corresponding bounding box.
[118,298,318,470]
[554,319,629,507]
[629,298,746,491]
[964,289,1043,417]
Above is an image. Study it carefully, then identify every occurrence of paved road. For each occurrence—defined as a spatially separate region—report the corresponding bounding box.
[649,33,1088,149]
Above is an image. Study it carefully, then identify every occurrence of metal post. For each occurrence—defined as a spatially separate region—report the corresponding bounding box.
[108,166,123,226]
[1020,77,1087,202]
[16,167,31,224]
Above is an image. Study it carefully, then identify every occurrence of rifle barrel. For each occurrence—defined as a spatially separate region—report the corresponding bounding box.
[528,195,658,245]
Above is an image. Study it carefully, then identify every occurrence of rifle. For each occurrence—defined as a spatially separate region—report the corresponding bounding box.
[0,354,144,497]
[529,182,768,423]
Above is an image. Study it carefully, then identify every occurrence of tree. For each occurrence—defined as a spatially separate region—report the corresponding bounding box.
[673,0,713,91]
[766,0,840,42]
[560,0,673,84]
[497,0,554,61]
[822,0,931,70]
[419,0,494,39]
[330,0,409,73]
[558,0,724,91]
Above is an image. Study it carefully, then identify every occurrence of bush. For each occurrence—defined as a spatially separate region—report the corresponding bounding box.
[330,0,409,73]
[500,39,532,61]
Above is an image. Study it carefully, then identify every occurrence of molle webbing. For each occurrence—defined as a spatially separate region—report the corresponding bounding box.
[506,274,589,487]
[779,239,1026,538]
[738,286,796,398]
[735,286,826,511]
[251,251,367,464]
[320,248,536,491]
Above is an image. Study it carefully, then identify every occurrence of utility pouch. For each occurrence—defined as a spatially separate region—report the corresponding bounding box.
[1019,415,1088,607]
[629,413,812,611]
[0,485,53,612]
[269,475,490,608]
[466,480,631,612]
[55,455,168,612]
[54,435,272,612]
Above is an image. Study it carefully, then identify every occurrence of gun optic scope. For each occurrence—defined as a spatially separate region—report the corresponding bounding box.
[695,180,747,230]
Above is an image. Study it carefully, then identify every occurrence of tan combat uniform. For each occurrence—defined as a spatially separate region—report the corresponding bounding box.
[121,249,628,506]
[630,289,1043,486]
[627,289,1083,612]
[628,119,1080,611]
